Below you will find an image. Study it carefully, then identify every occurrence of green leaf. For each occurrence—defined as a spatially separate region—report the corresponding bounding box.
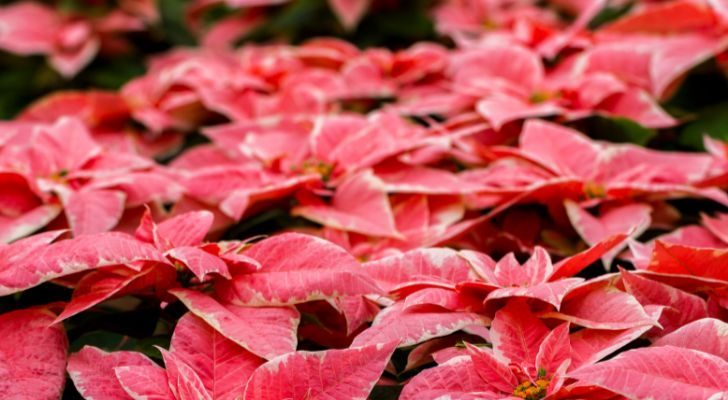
[158,0,197,46]
[583,116,657,145]
[368,386,403,400]
[69,331,169,360]
[136,336,171,360]
[85,58,146,89]
[664,62,728,114]
[587,3,633,30]
[679,102,728,150]
[70,331,140,353]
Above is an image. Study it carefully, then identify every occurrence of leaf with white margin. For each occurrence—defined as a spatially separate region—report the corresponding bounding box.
[115,364,174,400]
[63,188,126,236]
[0,232,167,295]
[170,288,299,360]
[292,170,401,238]
[399,356,500,400]
[569,345,728,400]
[167,246,231,281]
[362,247,477,293]
[215,233,381,306]
[68,346,160,400]
[620,269,707,338]
[160,349,212,400]
[542,284,657,330]
[135,209,214,252]
[351,302,489,348]
[653,318,728,360]
[170,313,264,400]
[0,307,68,400]
[243,342,396,400]
[564,201,651,269]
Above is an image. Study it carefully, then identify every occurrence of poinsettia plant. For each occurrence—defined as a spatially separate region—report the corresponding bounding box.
[0,0,727,399]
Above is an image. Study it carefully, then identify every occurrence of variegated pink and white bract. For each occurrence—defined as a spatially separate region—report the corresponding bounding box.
[1,0,728,399]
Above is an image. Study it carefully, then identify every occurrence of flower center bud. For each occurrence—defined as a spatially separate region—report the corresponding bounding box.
[584,180,606,199]
[512,378,549,400]
[299,160,333,181]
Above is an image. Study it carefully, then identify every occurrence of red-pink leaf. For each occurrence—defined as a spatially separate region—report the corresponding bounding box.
[64,188,126,236]
[0,204,61,244]
[489,301,549,366]
[33,117,102,173]
[476,93,561,130]
[0,232,167,295]
[451,45,543,97]
[0,307,68,400]
[0,230,66,268]
[399,356,499,400]
[565,201,651,268]
[492,250,552,288]
[702,213,728,244]
[170,313,265,400]
[351,302,489,348]
[292,170,401,238]
[543,285,657,330]
[216,233,381,305]
[160,349,213,400]
[170,288,299,359]
[648,241,728,282]
[568,322,656,371]
[136,209,214,251]
[242,342,396,400]
[220,174,320,221]
[362,248,477,292]
[85,170,182,207]
[620,269,708,337]
[596,88,676,128]
[376,163,482,195]
[0,2,58,54]
[458,249,498,283]
[67,346,159,400]
[485,278,583,310]
[333,295,380,335]
[468,344,518,393]
[518,119,601,178]
[0,172,39,214]
[402,287,482,312]
[181,166,265,208]
[535,323,571,374]
[601,0,719,35]
[167,246,231,281]
[115,364,174,400]
[569,345,728,399]
[653,318,728,360]
[328,0,369,29]
[56,266,160,323]
[551,233,627,280]
[157,212,213,248]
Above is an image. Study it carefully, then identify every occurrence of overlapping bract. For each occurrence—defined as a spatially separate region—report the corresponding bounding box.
[0,0,727,399]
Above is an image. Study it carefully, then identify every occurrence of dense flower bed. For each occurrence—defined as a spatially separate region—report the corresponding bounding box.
[1,0,727,399]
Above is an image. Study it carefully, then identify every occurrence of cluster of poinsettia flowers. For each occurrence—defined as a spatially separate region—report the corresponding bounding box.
[1,0,728,399]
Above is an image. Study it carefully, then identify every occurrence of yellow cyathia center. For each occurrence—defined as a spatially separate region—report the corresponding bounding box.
[584,180,606,199]
[482,19,499,29]
[49,169,69,184]
[299,160,333,180]
[512,378,550,400]
[529,91,551,104]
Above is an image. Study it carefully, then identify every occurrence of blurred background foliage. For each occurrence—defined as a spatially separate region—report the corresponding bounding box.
[0,0,439,118]
[0,0,726,152]
[0,2,725,399]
